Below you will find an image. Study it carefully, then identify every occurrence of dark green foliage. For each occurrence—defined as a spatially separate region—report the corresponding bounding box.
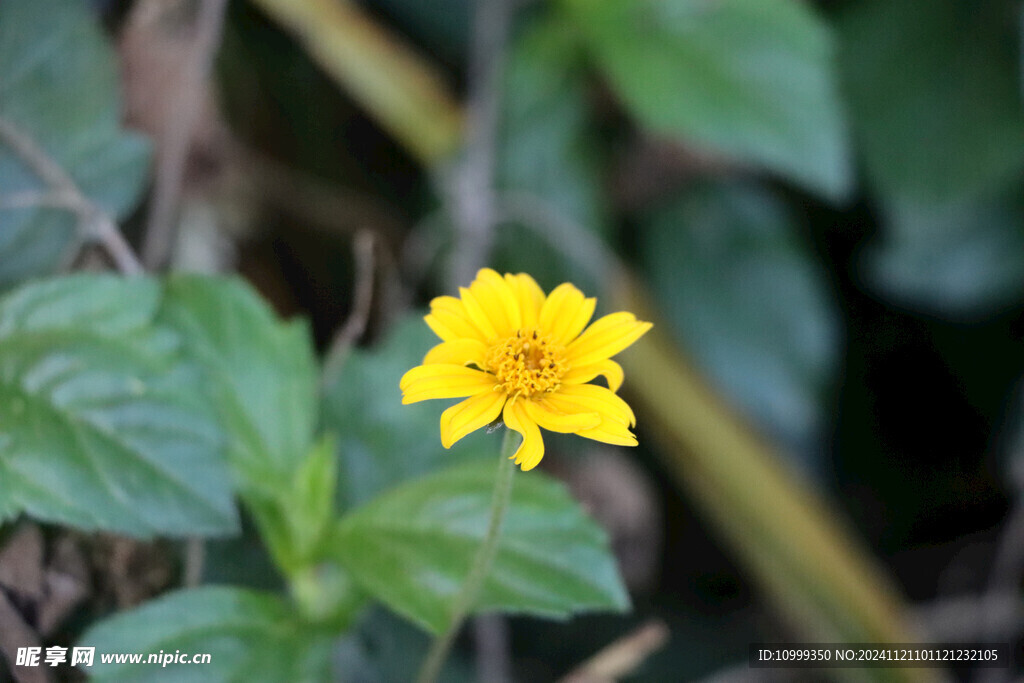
[0,0,149,288]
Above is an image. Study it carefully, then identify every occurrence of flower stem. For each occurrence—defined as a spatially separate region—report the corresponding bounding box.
[416,428,517,683]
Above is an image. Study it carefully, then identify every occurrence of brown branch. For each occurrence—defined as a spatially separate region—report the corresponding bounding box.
[910,592,1023,642]
[472,615,513,683]
[0,115,142,275]
[695,663,787,683]
[494,190,618,282]
[446,0,514,288]
[183,537,205,588]
[0,592,49,683]
[140,0,230,269]
[982,499,1024,634]
[322,230,377,388]
[0,117,78,191]
[0,190,79,212]
[86,214,145,276]
[971,497,1024,683]
[558,620,669,683]
[231,143,404,241]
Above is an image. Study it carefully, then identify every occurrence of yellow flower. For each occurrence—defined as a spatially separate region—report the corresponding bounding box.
[400,268,652,471]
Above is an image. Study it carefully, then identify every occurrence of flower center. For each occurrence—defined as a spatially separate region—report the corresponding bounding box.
[486,328,567,398]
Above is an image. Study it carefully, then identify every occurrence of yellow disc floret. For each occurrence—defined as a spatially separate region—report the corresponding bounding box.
[486,328,566,399]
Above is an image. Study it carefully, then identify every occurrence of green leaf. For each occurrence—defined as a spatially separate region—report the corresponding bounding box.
[80,586,332,683]
[286,435,338,561]
[492,15,609,294]
[566,0,850,200]
[840,0,1024,204]
[322,315,491,511]
[0,275,237,536]
[0,493,16,524]
[156,276,325,581]
[333,460,630,634]
[864,191,1024,318]
[249,435,339,573]
[0,0,150,289]
[639,181,839,464]
[841,0,1024,318]
[157,275,318,495]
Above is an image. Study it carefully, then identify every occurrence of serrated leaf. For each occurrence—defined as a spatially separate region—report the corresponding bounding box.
[156,275,318,494]
[567,0,850,200]
[639,181,839,465]
[840,0,1024,204]
[0,0,150,289]
[251,435,339,573]
[0,275,237,537]
[333,460,630,634]
[322,315,491,512]
[288,435,338,558]
[80,586,331,683]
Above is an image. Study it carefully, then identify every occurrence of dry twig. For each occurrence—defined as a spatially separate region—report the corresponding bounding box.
[559,620,670,683]
[140,0,230,269]
[0,115,142,275]
[0,592,48,683]
[910,591,1023,642]
[494,190,618,282]
[183,537,206,588]
[445,0,513,288]
[443,1,520,675]
[322,230,377,388]
[972,498,1024,683]
[473,614,513,683]
[229,144,404,241]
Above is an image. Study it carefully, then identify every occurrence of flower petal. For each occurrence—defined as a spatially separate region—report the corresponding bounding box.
[440,390,506,448]
[524,399,600,433]
[566,312,652,367]
[560,359,625,392]
[468,268,521,336]
[504,273,544,328]
[458,287,499,341]
[545,383,636,426]
[423,314,459,342]
[503,399,546,471]
[400,364,497,403]
[426,296,489,342]
[423,339,488,366]
[538,283,596,345]
[576,419,638,447]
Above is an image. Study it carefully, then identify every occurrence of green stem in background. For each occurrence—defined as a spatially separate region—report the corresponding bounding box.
[416,428,517,683]
[248,0,463,165]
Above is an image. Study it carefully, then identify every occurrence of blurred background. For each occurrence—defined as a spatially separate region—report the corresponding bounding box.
[9,0,1024,679]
